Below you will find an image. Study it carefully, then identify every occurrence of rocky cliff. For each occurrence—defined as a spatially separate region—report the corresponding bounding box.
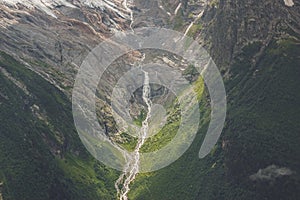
[0,0,299,200]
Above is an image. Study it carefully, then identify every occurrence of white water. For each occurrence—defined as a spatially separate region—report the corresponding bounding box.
[283,0,294,7]
[157,0,171,16]
[122,0,134,31]
[174,2,182,15]
[115,55,151,200]
[184,10,204,37]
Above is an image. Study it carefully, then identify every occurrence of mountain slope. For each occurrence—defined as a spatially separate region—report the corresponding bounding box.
[127,1,300,199]
[0,52,119,199]
[0,0,299,200]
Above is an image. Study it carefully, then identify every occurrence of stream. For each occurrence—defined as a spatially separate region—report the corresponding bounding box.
[122,0,134,30]
[115,55,151,200]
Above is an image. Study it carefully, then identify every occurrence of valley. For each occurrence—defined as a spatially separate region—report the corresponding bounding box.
[0,0,299,200]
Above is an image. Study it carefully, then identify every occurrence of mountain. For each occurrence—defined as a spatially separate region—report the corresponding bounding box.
[0,0,300,199]
[0,1,130,199]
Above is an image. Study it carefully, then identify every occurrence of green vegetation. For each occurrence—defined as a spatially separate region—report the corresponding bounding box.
[129,96,213,200]
[133,109,147,127]
[140,72,204,153]
[187,23,203,38]
[1,33,300,199]
[0,52,119,199]
[128,37,300,199]
[193,76,204,100]
[118,132,138,152]
[173,13,184,31]
[209,0,219,7]
[141,103,181,153]
[56,154,117,199]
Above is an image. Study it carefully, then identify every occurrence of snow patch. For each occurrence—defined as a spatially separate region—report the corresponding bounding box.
[284,0,294,7]
[0,0,131,19]
[0,0,77,18]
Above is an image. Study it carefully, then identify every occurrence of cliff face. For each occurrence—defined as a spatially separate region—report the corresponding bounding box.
[1,0,298,92]
[203,0,300,68]
[0,0,300,199]
[0,0,134,97]
[126,1,300,199]
[0,0,190,96]
[0,1,133,199]
[209,1,300,196]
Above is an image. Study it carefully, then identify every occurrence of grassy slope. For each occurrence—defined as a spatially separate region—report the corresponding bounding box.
[0,30,299,200]
[128,38,300,199]
[0,52,118,200]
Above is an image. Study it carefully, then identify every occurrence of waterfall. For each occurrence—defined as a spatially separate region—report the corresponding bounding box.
[115,56,151,200]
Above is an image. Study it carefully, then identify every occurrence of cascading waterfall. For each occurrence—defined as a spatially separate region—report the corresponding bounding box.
[122,0,134,31]
[183,10,205,36]
[115,56,151,200]
[183,1,208,37]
